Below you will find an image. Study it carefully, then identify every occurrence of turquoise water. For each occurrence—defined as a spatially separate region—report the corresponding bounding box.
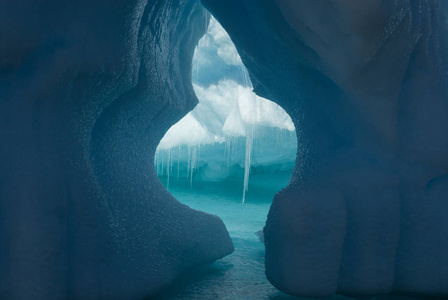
[154,172,301,300]
[154,173,431,300]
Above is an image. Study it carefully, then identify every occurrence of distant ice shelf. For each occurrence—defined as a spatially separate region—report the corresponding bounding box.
[155,17,297,202]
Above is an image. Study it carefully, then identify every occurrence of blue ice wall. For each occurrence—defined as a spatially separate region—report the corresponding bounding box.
[0,1,233,299]
[202,0,448,298]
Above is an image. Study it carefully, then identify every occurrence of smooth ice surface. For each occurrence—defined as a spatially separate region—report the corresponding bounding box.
[156,17,296,199]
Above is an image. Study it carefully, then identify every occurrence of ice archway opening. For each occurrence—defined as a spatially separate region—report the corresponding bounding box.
[152,15,299,298]
[155,15,297,205]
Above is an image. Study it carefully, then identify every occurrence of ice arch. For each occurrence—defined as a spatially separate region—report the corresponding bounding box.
[155,16,297,203]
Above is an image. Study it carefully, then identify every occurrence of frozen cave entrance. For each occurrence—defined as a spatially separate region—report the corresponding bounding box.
[153,15,298,297]
[155,15,297,203]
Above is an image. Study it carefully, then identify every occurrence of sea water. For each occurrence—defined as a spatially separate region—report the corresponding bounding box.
[154,171,300,300]
[153,172,432,300]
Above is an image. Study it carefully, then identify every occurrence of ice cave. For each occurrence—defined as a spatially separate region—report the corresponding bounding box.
[1,1,448,299]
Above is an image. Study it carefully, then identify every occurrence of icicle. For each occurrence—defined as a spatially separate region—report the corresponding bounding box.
[187,146,191,179]
[154,150,159,176]
[177,146,180,181]
[242,127,253,204]
[160,150,164,177]
[240,66,252,88]
[155,151,159,176]
[226,138,231,169]
[166,148,171,190]
[169,148,173,174]
[239,66,245,87]
[190,146,197,188]
[232,136,238,162]
[196,47,199,81]
[157,151,162,176]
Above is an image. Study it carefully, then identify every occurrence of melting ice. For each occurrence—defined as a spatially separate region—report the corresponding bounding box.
[155,17,296,201]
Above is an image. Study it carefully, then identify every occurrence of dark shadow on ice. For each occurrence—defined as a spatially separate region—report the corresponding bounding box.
[152,262,233,300]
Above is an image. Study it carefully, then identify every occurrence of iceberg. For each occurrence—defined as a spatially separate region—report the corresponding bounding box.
[156,17,296,201]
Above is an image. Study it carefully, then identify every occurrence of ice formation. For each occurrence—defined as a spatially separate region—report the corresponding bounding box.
[155,17,296,202]
[203,0,448,298]
[0,1,233,299]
